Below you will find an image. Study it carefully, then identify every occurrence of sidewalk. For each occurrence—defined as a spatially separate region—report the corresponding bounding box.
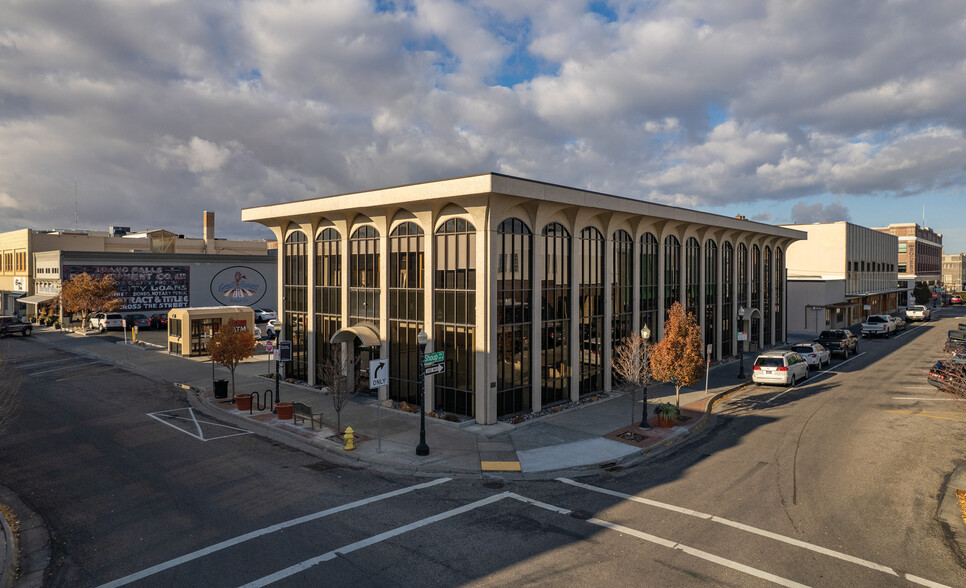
[27,327,750,479]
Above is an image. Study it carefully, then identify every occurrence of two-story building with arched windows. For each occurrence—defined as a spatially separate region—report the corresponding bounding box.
[242,173,805,425]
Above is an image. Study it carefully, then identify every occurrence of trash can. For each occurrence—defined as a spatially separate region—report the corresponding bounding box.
[213,379,229,399]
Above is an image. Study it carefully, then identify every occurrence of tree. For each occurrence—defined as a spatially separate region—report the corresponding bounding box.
[0,350,22,435]
[650,302,705,407]
[319,344,363,434]
[206,322,256,397]
[913,282,933,305]
[56,273,123,330]
[612,333,652,428]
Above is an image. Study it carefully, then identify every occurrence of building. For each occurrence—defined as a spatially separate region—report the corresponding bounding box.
[242,173,805,425]
[167,306,257,357]
[0,212,274,317]
[872,222,943,305]
[780,222,899,333]
[942,253,965,291]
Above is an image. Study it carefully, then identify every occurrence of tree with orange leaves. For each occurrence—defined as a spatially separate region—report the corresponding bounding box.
[56,272,123,330]
[650,301,705,408]
[207,321,256,397]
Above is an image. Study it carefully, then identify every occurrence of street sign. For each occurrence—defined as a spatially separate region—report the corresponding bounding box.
[278,340,292,362]
[425,363,445,375]
[369,358,389,389]
[424,351,444,365]
[737,331,748,341]
[265,340,274,353]
[273,349,280,361]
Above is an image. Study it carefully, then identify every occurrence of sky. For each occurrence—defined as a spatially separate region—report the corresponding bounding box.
[1,0,965,252]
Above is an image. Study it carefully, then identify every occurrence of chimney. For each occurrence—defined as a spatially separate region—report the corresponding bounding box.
[203,211,215,252]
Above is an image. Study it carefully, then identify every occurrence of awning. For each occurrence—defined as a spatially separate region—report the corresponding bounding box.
[329,323,381,347]
[17,294,56,305]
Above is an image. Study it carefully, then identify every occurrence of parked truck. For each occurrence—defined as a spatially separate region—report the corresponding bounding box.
[813,329,859,357]
[861,314,896,338]
[904,305,931,322]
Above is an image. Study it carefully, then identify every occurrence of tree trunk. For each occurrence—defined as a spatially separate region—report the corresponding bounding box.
[675,384,681,407]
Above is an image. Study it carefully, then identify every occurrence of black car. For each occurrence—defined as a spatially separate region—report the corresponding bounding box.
[0,315,32,337]
[813,329,859,357]
[149,313,168,329]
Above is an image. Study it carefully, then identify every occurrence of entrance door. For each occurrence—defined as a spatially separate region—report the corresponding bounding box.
[353,338,379,396]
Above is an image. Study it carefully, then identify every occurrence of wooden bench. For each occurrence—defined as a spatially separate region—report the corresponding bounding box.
[293,401,323,430]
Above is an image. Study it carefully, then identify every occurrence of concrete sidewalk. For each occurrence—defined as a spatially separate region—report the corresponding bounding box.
[28,327,750,479]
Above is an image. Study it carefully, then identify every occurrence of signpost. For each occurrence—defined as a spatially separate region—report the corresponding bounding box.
[275,339,293,405]
[369,358,389,389]
[265,339,274,375]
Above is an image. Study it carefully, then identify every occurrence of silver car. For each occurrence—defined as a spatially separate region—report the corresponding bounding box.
[752,351,809,386]
[790,343,831,370]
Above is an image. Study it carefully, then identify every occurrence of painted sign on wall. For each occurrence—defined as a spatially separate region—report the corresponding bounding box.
[63,265,190,311]
[209,266,267,306]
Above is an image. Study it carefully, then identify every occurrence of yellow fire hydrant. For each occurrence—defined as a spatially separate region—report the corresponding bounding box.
[343,426,355,451]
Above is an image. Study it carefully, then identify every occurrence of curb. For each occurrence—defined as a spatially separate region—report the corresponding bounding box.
[0,485,50,588]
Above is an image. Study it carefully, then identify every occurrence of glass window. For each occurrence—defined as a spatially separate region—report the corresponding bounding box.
[542,223,571,406]
[722,242,734,357]
[349,226,380,325]
[315,228,342,382]
[434,219,476,417]
[704,239,717,359]
[496,219,532,416]
[284,231,308,381]
[764,246,772,346]
[664,235,681,318]
[776,247,784,342]
[640,233,658,342]
[388,222,425,404]
[751,245,761,349]
[685,237,700,317]
[612,230,633,352]
[579,227,604,395]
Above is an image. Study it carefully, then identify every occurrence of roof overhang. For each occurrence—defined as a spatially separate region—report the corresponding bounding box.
[17,294,56,304]
[330,323,380,347]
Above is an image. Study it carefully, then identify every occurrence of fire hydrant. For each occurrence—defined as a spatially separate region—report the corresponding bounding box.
[343,426,355,451]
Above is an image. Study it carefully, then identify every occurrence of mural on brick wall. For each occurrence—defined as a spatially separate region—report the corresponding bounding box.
[62,265,190,311]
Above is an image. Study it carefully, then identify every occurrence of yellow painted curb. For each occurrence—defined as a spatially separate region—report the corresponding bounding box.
[481,461,522,472]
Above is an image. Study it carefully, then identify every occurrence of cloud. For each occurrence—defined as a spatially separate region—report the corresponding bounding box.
[790,201,852,224]
[0,192,15,208]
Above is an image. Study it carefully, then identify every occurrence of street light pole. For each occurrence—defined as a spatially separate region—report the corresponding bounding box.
[737,307,746,379]
[416,330,430,456]
[640,325,651,429]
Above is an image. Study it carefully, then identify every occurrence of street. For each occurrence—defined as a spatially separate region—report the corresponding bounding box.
[1,311,965,586]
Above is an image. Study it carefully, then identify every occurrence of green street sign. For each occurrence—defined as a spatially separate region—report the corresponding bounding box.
[424,351,444,365]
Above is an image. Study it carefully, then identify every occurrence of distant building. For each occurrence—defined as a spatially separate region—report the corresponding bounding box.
[872,222,942,305]
[943,253,966,291]
[781,222,900,333]
[0,212,276,317]
[243,173,806,424]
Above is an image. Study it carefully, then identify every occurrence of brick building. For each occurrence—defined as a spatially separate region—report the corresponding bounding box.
[872,223,942,305]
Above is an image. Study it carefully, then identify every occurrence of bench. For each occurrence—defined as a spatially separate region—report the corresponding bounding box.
[293,401,323,430]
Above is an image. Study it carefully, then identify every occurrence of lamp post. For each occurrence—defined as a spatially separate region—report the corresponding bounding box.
[737,307,746,379]
[640,325,651,429]
[416,330,430,456]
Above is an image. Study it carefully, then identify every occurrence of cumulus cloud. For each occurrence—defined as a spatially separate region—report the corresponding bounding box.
[790,201,852,224]
[0,0,965,240]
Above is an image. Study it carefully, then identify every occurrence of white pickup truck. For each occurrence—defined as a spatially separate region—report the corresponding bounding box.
[861,314,897,338]
[904,305,931,322]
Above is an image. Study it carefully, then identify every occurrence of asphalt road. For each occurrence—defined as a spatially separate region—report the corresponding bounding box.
[1,310,965,587]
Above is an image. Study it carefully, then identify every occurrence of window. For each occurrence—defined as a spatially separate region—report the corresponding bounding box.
[640,233,658,342]
[579,227,605,395]
[388,223,424,404]
[612,230,633,350]
[764,246,772,346]
[685,237,700,317]
[704,240,717,358]
[898,243,907,254]
[315,228,341,383]
[542,223,571,406]
[349,226,380,325]
[722,242,734,357]
[496,219,532,416]
[751,245,761,349]
[284,231,308,381]
[434,219,476,417]
[664,235,681,318]
[775,247,784,342]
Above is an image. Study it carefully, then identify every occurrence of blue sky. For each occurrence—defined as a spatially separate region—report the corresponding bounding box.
[1,0,964,252]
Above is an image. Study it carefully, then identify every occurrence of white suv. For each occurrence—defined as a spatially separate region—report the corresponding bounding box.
[89,313,125,332]
[752,350,809,387]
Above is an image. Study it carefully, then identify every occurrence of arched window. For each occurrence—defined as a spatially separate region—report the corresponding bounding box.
[315,228,341,378]
[434,218,476,417]
[349,226,380,326]
[612,230,633,348]
[737,243,749,313]
[388,222,424,404]
[542,223,571,406]
[722,242,734,357]
[776,247,784,342]
[579,227,604,395]
[704,239,718,358]
[685,237,700,317]
[496,218,532,416]
[751,244,761,349]
[664,235,681,318]
[640,233,658,341]
[764,246,772,346]
[284,231,308,381]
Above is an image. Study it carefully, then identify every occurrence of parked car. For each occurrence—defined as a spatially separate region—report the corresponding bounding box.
[951,295,963,305]
[263,319,278,339]
[861,314,896,338]
[752,350,809,387]
[149,313,168,329]
[89,312,125,332]
[790,343,831,369]
[927,360,965,392]
[252,308,277,322]
[0,315,32,337]
[127,314,152,328]
[890,316,907,331]
[905,305,931,322]
[945,330,966,354]
[813,329,859,358]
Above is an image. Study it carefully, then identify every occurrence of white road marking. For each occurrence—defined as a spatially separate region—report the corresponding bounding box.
[558,478,951,587]
[15,357,80,368]
[32,362,102,375]
[96,477,453,588]
[146,408,252,441]
[892,397,964,401]
[241,491,811,588]
[765,353,865,404]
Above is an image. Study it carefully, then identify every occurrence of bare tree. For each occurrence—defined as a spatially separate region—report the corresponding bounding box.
[612,333,652,428]
[650,302,705,407]
[319,344,364,433]
[0,349,23,435]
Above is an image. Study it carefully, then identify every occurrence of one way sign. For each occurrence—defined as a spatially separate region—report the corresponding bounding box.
[369,358,389,389]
